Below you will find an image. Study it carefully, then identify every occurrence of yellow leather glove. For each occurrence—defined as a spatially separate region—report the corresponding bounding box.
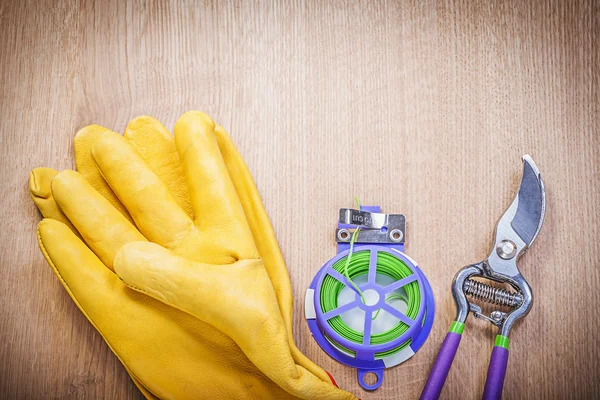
[30,112,356,400]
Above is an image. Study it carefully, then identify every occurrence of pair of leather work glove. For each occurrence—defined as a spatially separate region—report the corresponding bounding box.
[29,111,356,400]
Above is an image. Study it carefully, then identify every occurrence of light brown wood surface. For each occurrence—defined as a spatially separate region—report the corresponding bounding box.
[1,0,598,399]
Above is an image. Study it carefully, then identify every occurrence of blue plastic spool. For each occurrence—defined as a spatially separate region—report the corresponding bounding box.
[305,206,435,390]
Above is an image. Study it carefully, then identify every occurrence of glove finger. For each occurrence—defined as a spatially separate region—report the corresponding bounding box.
[124,116,193,217]
[174,111,256,255]
[51,170,145,270]
[74,125,134,223]
[37,218,119,315]
[29,167,79,236]
[213,126,333,384]
[92,131,194,249]
[114,242,355,400]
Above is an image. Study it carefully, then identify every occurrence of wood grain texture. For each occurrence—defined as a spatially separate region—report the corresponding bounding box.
[1,0,598,398]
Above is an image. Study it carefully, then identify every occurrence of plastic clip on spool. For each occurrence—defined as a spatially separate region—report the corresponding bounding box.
[305,206,435,391]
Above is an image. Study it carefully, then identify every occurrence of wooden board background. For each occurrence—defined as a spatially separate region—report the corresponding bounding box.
[1,0,598,398]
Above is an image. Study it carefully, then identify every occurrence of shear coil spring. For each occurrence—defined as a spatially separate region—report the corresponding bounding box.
[464,279,523,308]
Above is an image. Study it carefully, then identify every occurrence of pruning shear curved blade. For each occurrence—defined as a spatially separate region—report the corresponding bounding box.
[509,155,546,247]
[488,155,546,277]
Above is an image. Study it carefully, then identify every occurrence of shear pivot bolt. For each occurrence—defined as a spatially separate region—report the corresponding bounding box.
[496,240,517,259]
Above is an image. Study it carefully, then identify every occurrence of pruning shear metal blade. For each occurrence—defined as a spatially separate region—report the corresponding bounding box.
[510,155,545,247]
[488,155,545,278]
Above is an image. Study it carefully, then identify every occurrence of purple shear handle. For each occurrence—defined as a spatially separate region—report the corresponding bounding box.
[420,331,462,400]
[482,346,509,400]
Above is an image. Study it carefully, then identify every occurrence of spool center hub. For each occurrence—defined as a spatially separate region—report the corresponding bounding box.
[362,289,380,306]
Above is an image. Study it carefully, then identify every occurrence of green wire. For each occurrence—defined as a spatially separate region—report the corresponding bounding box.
[320,250,422,358]
[343,226,365,304]
[342,196,366,304]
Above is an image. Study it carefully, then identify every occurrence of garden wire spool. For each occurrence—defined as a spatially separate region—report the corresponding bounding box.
[305,205,435,391]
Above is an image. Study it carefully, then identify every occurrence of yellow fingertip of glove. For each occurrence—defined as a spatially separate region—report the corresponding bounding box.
[91,130,129,161]
[74,124,113,170]
[38,217,61,236]
[51,170,82,200]
[29,168,81,237]
[125,116,171,139]
[74,124,110,141]
[29,167,57,199]
[174,111,216,140]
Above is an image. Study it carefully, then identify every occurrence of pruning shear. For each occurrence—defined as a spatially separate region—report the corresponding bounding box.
[421,155,546,400]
